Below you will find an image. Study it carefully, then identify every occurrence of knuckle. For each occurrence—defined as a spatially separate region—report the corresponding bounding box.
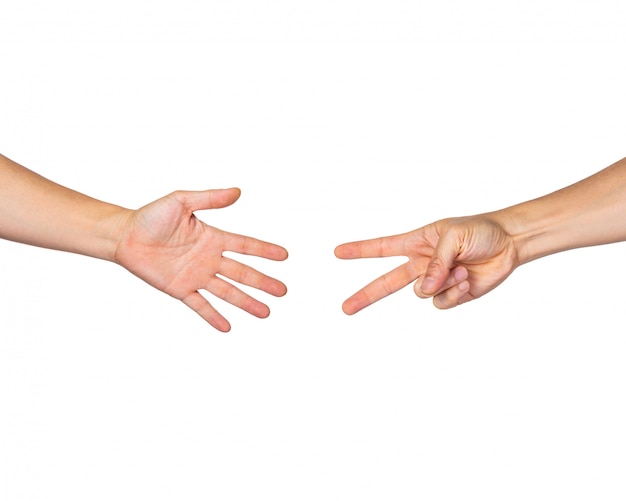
[380,274,394,295]
[432,289,456,310]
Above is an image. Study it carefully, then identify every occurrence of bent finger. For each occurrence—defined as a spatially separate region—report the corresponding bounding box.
[414,265,468,299]
[432,280,472,310]
[420,227,465,295]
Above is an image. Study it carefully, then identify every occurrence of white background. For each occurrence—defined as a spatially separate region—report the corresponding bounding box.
[1,1,626,499]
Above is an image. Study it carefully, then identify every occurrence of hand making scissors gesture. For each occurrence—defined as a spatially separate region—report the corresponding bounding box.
[335,216,519,314]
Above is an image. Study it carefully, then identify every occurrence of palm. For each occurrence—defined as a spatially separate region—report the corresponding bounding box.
[115,189,288,331]
[335,216,519,314]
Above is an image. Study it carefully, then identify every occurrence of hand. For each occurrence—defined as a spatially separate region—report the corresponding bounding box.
[114,188,288,331]
[335,215,520,314]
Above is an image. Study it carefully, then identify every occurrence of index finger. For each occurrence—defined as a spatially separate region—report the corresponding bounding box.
[224,233,289,261]
[335,232,410,259]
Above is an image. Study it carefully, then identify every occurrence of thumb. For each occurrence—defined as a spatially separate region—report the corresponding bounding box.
[174,188,242,212]
[417,225,463,296]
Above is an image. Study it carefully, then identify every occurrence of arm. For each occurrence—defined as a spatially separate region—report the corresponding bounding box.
[0,154,288,331]
[502,157,626,264]
[0,153,128,260]
[335,157,626,314]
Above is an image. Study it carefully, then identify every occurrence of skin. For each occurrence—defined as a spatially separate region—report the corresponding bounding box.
[0,154,288,332]
[336,157,626,314]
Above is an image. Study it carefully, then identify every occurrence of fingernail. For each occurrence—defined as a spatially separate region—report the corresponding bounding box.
[421,277,436,293]
[454,267,468,281]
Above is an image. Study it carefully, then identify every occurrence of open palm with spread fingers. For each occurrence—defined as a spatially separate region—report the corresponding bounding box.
[335,215,521,315]
[115,188,288,332]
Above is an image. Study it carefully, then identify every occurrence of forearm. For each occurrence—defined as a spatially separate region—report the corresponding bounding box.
[494,157,626,265]
[0,154,131,261]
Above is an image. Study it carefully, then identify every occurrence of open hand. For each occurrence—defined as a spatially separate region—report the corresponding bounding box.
[114,188,288,331]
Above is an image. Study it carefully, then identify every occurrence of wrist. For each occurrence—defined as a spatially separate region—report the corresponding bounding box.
[491,206,539,267]
[489,197,576,267]
[90,205,134,263]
